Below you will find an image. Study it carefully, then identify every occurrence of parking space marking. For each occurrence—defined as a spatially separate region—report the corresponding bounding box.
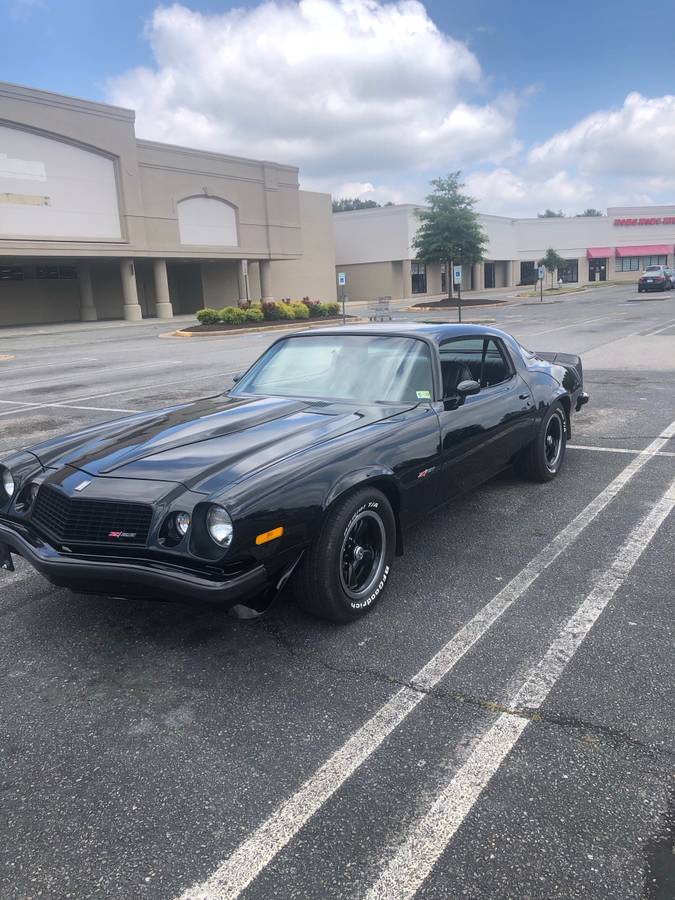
[521,313,630,337]
[365,469,675,900]
[0,401,139,417]
[174,418,675,900]
[0,370,239,419]
[568,443,675,458]
[642,317,675,337]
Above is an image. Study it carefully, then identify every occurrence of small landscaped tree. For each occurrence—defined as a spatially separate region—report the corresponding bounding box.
[332,197,381,212]
[538,248,565,288]
[413,173,487,319]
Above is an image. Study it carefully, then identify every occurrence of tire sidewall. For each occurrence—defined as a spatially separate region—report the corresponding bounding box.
[539,403,567,479]
[323,489,395,620]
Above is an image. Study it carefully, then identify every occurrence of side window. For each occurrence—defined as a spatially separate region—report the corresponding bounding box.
[439,336,512,395]
[439,337,483,395]
[481,339,512,388]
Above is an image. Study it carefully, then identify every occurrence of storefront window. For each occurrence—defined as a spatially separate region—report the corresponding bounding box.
[411,262,427,294]
[616,255,667,272]
[558,259,578,283]
[641,255,667,267]
[616,257,639,272]
[520,261,536,285]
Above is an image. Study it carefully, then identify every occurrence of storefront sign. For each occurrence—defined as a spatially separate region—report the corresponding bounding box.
[614,217,675,226]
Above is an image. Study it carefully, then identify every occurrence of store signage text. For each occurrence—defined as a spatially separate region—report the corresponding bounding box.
[614,217,675,226]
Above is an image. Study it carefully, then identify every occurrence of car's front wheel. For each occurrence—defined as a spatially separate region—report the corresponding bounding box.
[294,486,395,623]
[516,401,567,482]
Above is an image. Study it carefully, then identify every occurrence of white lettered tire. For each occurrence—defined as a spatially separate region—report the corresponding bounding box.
[294,487,396,623]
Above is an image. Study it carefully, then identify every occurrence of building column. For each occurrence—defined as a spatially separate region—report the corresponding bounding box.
[78,262,97,322]
[237,259,248,304]
[260,259,273,301]
[120,259,142,321]
[153,259,174,318]
[472,262,484,292]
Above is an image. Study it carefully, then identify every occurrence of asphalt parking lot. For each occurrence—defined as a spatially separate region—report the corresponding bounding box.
[1,282,674,900]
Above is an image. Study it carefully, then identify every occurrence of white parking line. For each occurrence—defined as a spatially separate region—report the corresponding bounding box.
[0,401,139,417]
[568,443,675,458]
[174,418,675,900]
[365,469,675,900]
[0,370,238,419]
[642,317,675,337]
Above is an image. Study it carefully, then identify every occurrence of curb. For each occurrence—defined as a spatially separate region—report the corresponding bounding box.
[164,317,364,339]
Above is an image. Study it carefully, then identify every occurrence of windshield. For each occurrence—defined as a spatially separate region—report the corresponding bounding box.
[231,334,434,403]
[645,266,663,272]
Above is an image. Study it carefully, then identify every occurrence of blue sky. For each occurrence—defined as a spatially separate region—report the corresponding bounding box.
[3,0,675,214]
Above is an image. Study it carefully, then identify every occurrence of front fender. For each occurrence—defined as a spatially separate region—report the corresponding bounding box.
[323,465,396,510]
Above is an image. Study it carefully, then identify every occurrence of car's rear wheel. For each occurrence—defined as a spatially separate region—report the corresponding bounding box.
[516,401,567,482]
[293,487,395,623]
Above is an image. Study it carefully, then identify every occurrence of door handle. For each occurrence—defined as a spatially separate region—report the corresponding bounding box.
[519,393,530,400]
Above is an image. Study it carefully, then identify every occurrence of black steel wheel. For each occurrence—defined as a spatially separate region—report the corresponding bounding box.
[293,487,395,623]
[515,401,567,482]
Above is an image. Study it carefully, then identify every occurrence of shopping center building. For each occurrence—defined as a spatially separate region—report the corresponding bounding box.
[0,81,336,327]
[333,203,675,301]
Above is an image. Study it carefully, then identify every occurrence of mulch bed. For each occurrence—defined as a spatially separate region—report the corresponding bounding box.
[183,316,346,333]
[411,297,507,309]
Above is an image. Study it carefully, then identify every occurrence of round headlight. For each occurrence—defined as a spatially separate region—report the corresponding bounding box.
[1,468,15,499]
[206,505,233,548]
[174,511,191,536]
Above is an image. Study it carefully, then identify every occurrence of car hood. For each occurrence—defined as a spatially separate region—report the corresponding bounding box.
[30,394,410,491]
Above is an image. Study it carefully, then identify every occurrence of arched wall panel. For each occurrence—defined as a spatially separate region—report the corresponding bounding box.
[177,196,238,246]
[0,125,122,240]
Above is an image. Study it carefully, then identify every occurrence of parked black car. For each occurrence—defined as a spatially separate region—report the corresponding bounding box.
[638,265,672,292]
[0,324,589,622]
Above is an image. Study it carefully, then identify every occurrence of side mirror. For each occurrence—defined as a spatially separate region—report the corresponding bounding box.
[456,379,480,396]
[443,379,480,410]
[232,373,243,383]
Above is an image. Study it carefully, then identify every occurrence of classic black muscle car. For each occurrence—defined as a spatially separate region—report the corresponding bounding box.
[0,324,589,622]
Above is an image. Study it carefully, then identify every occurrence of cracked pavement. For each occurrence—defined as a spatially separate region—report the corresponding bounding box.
[0,281,674,899]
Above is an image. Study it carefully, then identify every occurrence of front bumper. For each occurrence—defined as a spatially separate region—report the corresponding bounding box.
[0,517,268,606]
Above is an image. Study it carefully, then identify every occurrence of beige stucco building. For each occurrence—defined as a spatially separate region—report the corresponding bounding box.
[333,203,675,301]
[0,81,336,327]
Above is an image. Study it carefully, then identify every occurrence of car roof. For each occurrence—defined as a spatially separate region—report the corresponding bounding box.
[289,322,510,344]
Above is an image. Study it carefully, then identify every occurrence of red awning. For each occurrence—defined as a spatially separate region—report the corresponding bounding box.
[586,247,612,259]
[615,244,672,257]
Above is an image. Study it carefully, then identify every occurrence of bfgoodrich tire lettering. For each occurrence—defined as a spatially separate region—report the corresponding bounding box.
[293,487,395,623]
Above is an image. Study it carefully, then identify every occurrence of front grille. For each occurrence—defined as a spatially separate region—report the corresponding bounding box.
[31,484,153,547]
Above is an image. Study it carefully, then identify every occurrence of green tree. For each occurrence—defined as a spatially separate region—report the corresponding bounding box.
[332,197,381,212]
[576,208,603,217]
[538,248,565,288]
[537,209,565,218]
[413,172,487,308]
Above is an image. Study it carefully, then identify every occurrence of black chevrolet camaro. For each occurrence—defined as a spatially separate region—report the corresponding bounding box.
[0,324,589,622]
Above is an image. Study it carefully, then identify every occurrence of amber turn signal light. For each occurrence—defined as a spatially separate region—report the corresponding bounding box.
[255,526,284,545]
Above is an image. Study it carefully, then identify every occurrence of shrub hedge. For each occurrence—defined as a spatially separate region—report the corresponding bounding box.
[195,300,340,327]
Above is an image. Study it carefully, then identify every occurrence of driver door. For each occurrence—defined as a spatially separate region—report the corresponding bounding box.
[436,336,534,499]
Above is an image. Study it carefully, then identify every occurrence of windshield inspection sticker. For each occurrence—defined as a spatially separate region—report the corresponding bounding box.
[416,390,431,399]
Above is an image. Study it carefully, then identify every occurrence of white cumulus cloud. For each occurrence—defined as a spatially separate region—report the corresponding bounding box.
[528,92,675,178]
[107,0,519,180]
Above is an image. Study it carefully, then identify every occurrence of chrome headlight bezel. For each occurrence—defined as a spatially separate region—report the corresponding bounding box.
[205,504,234,548]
